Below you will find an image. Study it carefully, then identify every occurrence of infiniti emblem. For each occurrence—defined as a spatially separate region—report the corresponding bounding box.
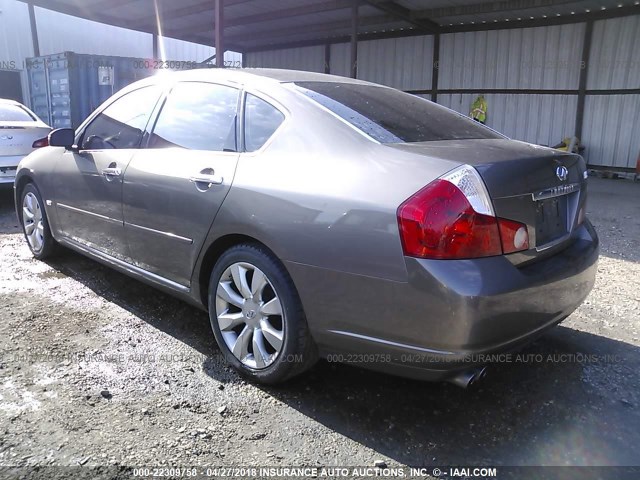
[0,135,13,140]
[556,165,569,182]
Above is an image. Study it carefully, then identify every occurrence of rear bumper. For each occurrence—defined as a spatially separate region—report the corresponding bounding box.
[0,155,24,184]
[0,171,17,184]
[295,220,599,381]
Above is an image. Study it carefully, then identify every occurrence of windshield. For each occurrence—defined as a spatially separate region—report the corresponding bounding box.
[295,81,502,143]
[0,104,35,122]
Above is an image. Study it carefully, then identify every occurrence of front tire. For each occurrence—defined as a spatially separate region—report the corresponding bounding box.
[208,243,316,384]
[19,183,58,260]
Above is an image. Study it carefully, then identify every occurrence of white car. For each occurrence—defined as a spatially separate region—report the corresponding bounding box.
[0,98,51,184]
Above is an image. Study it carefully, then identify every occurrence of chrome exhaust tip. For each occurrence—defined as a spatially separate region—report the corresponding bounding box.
[448,366,487,389]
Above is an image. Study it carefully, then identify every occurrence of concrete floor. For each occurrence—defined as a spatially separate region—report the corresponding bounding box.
[0,177,639,472]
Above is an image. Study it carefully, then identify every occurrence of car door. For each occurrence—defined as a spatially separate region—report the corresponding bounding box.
[122,81,240,286]
[53,85,163,260]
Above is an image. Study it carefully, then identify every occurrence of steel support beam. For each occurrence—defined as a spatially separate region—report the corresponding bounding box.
[228,0,356,29]
[364,0,439,33]
[224,14,393,46]
[86,0,140,9]
[350,0,358,78]
[324,44,331,74]
[413,0,577,20]
[241,4,639,52]
[128,0,254,29]
[27,3,40,57]
[22,0,134,29]
[575,19,593,141]
[431,33,440,102]
[165,0,357,35]
[442,5,639,33]
[16,0,640,57]
[215,0,224,68]
[152,33,158,59]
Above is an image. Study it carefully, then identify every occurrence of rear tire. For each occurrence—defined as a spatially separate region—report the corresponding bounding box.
[208,243,317,384]
[19,183,58,260]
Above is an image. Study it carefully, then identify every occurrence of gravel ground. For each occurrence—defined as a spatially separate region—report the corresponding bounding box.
[0,177,639,473]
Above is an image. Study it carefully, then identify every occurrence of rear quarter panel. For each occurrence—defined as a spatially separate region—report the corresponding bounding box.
[198,84,465,343]
[206,85,460,283]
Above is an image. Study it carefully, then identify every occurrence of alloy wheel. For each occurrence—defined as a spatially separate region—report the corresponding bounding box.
[22,192,45,253]
[215,262,285,369]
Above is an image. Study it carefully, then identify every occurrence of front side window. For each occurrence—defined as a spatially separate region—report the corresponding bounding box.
[295,82,503,143]
[81,86,161,150]
[148,82,239,151]
[0,104,35,122]
[243,94,285,152]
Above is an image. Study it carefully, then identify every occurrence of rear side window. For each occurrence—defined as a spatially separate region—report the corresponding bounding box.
[81,86,162,149]
[0,104,34,122]
[243,94,284,152]
[148,82,239,151]
[295,82,502,143]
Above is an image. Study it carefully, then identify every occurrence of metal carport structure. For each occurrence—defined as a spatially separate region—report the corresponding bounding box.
[18,0,640,172]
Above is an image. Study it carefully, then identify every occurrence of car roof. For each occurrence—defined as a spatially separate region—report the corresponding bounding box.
[150,68,381,88]
[236,68,374,85]
[0,98,24,106]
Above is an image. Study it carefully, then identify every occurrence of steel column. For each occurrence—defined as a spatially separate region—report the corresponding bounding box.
[350,1,358,78]
[152,34,159,59]
[324,43,331,74]
[215,0,225,68]
[27,3,40,57]
[431,33,440,102]
[575,20,594,141]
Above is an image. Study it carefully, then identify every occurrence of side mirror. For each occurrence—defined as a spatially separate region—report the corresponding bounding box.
[48,128,76,149]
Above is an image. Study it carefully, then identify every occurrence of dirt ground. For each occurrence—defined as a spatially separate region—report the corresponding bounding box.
[0,177,639,474]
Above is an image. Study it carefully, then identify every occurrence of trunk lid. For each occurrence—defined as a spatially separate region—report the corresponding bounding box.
[387,138,588,263]
[0,123,51,157]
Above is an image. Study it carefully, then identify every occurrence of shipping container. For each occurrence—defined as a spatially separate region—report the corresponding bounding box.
[26,52,180,129]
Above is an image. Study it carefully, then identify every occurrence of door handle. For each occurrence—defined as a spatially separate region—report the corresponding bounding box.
[189,169,224,188]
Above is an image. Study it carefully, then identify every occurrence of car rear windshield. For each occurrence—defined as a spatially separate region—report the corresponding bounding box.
[0,104,35,122]
[294,82,502,143]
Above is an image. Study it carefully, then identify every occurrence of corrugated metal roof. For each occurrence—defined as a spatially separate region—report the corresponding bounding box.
[400,0,626,25]
[18,0,640,53]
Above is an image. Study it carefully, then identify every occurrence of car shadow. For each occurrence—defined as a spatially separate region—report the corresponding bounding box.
[243,328,640,466]
[0,187,21,234]
[36,245,640,467]
[0,188,212,352]
[4,183,635,466]
[43,248,216,357]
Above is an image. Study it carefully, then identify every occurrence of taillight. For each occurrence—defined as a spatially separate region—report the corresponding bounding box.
[32,137,48,148]
[498,218,529,254]
[397,165,529,259]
